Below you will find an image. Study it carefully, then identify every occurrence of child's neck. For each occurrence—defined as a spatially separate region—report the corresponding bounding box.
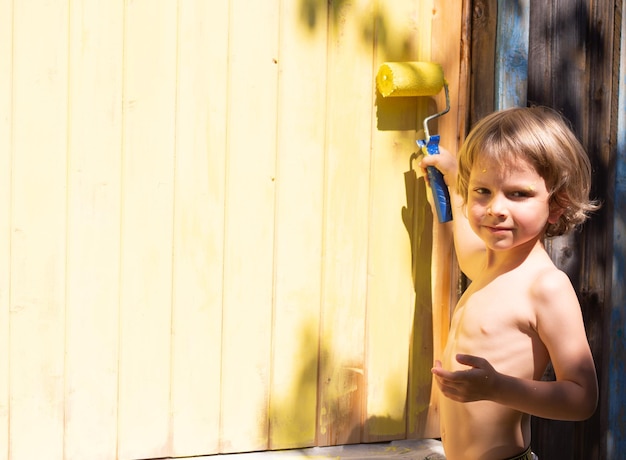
[483,237,545,275]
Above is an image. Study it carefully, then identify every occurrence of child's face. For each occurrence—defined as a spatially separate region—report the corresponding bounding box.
[466,158,560,251]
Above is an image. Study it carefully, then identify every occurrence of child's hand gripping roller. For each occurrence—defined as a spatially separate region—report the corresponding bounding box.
[376,62,452,223]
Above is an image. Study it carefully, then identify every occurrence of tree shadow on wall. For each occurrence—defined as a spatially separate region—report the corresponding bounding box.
[401,156,436,438]
[267,166,438,447]
[268,323,321,450]
[298,0,422,59]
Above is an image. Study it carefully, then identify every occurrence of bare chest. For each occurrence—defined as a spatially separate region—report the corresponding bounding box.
[444,277,542,376]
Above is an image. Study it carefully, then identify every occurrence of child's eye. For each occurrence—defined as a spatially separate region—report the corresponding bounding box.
[473,187,490,195]
[510,191,531,198]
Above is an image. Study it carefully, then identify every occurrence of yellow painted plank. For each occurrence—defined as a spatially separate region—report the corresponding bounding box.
[219,0,279,453]
[426,0,464,439]
[64,1,124,458]
[376,0,436,438]
[364,0,431,443]
[268,0,327,450]
[117,1,177,458]
[317,0,374,446]
[406,0,464,440]
[0,0,11,457]
[9,1,68,458]
[205,0,229,455]
[405,172,436,438]
[170,0,228,456]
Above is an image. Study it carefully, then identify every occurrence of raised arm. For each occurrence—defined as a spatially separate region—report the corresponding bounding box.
[419,147,485,280]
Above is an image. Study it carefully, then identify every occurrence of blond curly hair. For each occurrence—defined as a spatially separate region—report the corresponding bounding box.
[456,106,599,237]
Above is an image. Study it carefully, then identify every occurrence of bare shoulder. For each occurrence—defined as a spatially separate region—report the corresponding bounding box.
[530,265,575,300]
[528,263,581,321]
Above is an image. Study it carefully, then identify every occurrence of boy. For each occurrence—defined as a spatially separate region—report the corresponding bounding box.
[419,107,598,459]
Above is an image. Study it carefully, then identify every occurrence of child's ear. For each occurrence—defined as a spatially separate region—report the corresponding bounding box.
[548,208,563,224]
[548,199,565,224]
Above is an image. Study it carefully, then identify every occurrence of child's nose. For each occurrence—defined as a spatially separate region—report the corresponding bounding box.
[487,195,507,216]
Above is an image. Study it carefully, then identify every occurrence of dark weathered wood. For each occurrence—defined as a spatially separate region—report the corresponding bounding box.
[458,0,473,143]
[470,0,497,125]
[604,1,625,457]
[608,1,626,453]
[526,0,619,459]
[527,3,580,457]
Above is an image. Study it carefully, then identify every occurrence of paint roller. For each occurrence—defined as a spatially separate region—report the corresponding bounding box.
[376,61,452,223]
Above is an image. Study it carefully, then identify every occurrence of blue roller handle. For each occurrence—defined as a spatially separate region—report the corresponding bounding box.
[416,135,452,223]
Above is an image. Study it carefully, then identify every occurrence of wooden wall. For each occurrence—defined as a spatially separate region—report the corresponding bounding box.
[0,0,465,458]
[469,1,622,458]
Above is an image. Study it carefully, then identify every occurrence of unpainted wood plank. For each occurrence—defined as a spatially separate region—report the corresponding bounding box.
[432,0,466,153]
[363,0,430,443]
[527,1,587,127]
[117,1,178,458]
[469,0,497,125]
[526,2,580,457]
[577,0,617,457]
[170,0,228,456]
[267,0,327,450]
[608,6,626,455]
[64,1,124,458]
[218,0,280,453]
[0,0,11,457]
[457,0,472,139]
[316,0,374,446]
[9,0,69,457]
[527,1,617,457]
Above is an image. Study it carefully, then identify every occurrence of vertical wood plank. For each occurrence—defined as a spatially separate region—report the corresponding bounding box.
[219,0,279,453]
[117,0,177,457]
[410,0,465,440]
[364,0,427,443]
[170,0,228,456]
[205,0,229,455]
[317,0,374,446]
[608,4,626,455]
[527,2,617,458]
[267,0,327,450]
[469,0,497,125]
[495,0,529,109]
[0,0,12,458]
[580,0,617,458]
[64,1,123,458]
[432,0,465,153]
[9,0,68,458]
[527,2,580,456]
[400,0,440,441]
[457,0,472,139]
[406,172,435,438]
[527,1,586,128]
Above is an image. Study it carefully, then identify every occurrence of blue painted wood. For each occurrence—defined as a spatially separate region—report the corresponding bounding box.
[608,4,626,457]
[495,0,529,109]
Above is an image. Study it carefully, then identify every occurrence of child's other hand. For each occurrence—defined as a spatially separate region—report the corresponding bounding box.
[418,145,458,188]
[432,354,498,402]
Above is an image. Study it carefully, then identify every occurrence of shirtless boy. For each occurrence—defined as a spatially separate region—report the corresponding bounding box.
[420,107,598,459]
